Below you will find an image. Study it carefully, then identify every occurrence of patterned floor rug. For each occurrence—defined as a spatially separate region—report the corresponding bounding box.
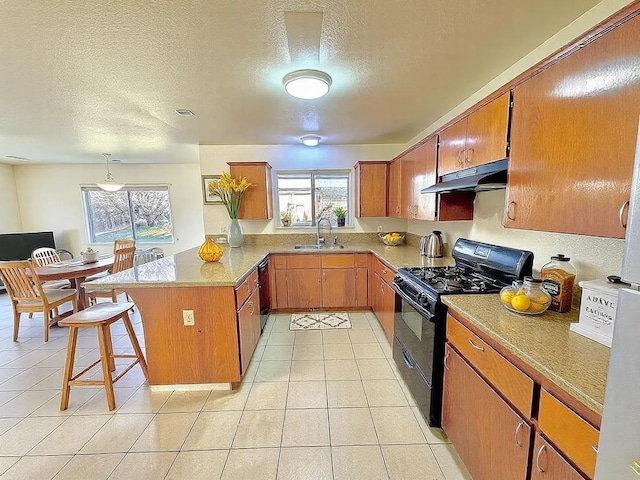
[290,313,352,330]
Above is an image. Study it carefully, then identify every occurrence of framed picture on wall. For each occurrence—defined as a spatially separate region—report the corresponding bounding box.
[202,175,223,205]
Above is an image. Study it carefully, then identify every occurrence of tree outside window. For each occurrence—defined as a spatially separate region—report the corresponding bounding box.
[276,171,350,227]
[81,186,174,243]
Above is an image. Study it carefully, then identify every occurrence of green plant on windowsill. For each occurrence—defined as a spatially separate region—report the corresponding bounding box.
[281,206,294,227]
[333,206,347,227]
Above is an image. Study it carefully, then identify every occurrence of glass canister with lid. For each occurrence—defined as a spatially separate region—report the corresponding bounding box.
[541,254,577,313]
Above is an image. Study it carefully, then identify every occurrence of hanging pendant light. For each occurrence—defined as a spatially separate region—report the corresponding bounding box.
[97,153,124,192]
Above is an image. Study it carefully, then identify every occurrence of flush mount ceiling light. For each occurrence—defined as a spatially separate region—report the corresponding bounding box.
[97,153,124,192]
[283,69,332,99]
[301,135,320,147]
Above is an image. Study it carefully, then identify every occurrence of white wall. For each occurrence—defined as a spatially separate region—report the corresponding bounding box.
[13,163,205,256]
[0,164,23,233]
[410,190,624,282]
[200,144,407,235]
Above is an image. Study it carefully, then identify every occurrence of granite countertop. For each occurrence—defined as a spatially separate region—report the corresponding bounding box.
[443,295,610,416]
[83,242,454,290]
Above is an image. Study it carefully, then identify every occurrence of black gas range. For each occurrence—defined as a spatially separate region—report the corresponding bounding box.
[392,238,533,427]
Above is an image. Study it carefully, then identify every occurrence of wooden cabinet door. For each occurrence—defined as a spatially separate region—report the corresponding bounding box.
[531,434,586,480]
[274,270,288,309]
[414,136,438,221]
[388,159,402,218]
[228,162,273,220]
[379,277,395,343]
[438,118,467,176]
[465,92,510,168]
[355,162,388,217]
[322,268,356,308]
[238,287,260,375]
[506,14,640,238]
[442,345,531,480]
[355,267,368,308]
[399,150,416,219]
[287,269,322,309]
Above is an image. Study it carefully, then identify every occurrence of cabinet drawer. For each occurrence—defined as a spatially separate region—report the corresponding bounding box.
[272,255,287,269]
[373,257,396,285]
[287,254,321,269]
[235,269,258,308]
[538,389,599,479]
[355,253,369,268]
[322,254,355,269]
[446,315,534,416]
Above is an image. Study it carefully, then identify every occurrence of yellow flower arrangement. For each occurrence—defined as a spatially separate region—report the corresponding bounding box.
[208,172,252,219]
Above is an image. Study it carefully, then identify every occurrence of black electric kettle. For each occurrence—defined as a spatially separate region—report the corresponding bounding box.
[420,231,444,258]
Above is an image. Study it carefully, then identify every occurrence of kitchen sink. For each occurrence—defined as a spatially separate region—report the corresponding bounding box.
[294,244,345,250]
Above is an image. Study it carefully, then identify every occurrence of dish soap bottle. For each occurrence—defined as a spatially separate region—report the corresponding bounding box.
[541,254,577,313]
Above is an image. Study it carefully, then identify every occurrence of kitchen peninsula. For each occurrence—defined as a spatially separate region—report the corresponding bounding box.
[82,240,444,386]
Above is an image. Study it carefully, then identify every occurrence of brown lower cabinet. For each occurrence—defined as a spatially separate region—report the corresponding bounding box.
[271,253,368,310]
[237,286,260,375]
[531,434,586,480]
[371,273,395,343]
[442,344,532,480]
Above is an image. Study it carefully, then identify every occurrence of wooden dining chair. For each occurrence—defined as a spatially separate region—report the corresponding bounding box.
[113,239,135,253]
[86,246,136,304]
[31,247,72,289]
[0,260,78,342]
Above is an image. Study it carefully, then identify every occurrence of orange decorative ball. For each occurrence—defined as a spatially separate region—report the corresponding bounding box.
[198,238,223,262]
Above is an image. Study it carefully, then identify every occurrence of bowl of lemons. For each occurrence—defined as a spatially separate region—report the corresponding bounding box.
[379,232,406,246]
[500,277,551,315]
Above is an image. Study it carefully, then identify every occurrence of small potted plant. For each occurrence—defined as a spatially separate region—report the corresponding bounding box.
[281,206,293,227]
[333,206,347,227]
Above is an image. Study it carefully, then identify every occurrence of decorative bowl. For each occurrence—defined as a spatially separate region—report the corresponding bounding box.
[81,251,99,263]
[378,232,406,246]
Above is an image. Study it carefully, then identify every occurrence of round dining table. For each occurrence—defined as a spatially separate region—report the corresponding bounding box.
[35,256,114,310]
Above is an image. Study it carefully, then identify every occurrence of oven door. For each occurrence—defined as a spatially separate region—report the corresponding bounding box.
[394,296,436,384]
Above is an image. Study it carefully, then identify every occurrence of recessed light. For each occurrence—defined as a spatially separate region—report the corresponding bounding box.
[175,109,195,116]
[283,70,332,99]
[301,135,320,147]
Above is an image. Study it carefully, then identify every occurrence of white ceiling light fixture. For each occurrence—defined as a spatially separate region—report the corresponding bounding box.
[97,153,124,192]
[301,135,320,147]
[283,69,332,99]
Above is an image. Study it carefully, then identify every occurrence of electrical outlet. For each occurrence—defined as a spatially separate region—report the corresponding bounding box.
[182,310,195,326]
[377,226,383,233]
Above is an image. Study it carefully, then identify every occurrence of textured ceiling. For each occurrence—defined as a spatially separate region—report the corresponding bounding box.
[0,0,602,164]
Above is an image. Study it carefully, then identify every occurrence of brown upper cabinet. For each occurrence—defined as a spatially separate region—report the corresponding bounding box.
[393,136,474,221]
[388,159,402,218]
[438,92,512,177]
[228,162,273,220]
[506,13,640,239]
[354,161,389,217]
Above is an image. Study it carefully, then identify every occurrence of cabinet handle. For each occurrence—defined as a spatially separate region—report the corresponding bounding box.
[444,348,449,370]
[507,201,516,221]
[466,148,474,165]
[248,301,254,315]
[456,150,464,167]
[514,422,525,447]
[396,205,400,214]
[592,445,599,454]
[620,200,630,228]
[468,338,485,352]
[535,444,547,473]
[382,267,388,274]
[323,272,326,283]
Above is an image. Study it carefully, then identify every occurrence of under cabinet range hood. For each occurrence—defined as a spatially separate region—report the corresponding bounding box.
[421,159,508,194]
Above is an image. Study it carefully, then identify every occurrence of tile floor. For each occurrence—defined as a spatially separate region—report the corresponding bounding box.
[0,292,471,479]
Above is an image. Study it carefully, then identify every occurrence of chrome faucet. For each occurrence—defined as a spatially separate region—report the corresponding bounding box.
[316,217,332,245]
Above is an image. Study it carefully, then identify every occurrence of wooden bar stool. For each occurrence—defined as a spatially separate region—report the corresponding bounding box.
[59,302,148,411]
